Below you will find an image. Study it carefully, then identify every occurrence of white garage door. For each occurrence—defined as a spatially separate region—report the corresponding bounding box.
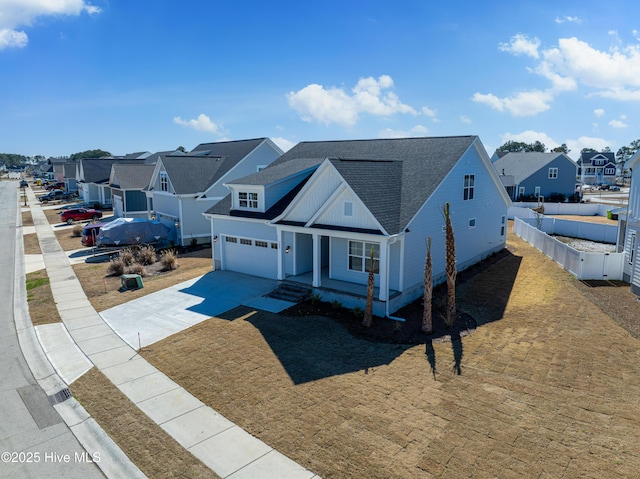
[113,195,124,218]
[222,236,278,279]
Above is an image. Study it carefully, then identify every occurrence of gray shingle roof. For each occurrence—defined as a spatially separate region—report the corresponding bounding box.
[157,139,271,194]
[80,159,144,184]
[111,164,155,190]
[208,136,478,234]
[226,158,324,186]
[492,152,575,183]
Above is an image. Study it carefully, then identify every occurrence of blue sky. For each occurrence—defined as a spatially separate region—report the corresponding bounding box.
[1,0,640,160]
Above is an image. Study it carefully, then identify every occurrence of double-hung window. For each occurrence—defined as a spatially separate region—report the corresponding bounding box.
[548,167,558,179]
[239,191,258,209]
[160,172,169,192]
[348,241,379,273]
[463,174,475,200]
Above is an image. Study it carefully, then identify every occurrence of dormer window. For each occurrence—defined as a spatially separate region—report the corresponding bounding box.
[160,172,168,192]
[239,191,258,209]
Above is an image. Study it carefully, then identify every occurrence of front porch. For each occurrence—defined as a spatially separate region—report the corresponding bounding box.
[281,267,402,317]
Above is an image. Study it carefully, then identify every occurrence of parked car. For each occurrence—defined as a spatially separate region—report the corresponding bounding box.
[45,182,66,191]
[598,183,610,190]
[60,208,102,224]
[610,185,620,191]
[39,189,72,203]
[81,222,106,247]
[19,179,28,187]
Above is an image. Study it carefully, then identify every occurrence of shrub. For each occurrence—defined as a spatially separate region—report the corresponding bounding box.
[547,192,566,203]
[135,245,156,265]
[127,263,147,277]
[119,247,135,266]
[160,248,178,271]
[331,299,342,310]
[71,225,83,237]
[310,292,321,305]
[107,257,125,276]
[352,305,364,319]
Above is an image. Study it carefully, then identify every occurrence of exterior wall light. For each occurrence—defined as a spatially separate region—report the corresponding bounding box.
[285,245,291,253]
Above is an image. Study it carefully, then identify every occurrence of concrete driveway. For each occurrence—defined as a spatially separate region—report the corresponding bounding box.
[100,270,294,348]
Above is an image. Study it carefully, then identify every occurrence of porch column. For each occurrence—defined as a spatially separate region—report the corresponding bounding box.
[277,229,284,280]
[378,238,388,301]
[312,233,321,287]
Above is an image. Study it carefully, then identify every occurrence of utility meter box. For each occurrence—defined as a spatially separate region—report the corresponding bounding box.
[121,274,144,290]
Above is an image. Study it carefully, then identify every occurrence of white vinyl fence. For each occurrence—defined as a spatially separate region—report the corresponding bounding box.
[513,217,624,280]
[510,202,616,217]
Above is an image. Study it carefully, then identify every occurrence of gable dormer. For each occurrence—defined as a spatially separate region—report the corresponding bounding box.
[592,154,607,166]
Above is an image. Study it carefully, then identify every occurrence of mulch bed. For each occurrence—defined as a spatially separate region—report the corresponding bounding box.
[282,248,514,345]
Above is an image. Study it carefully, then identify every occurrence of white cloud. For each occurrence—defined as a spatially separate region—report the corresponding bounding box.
[593,108,605,117]
[421,106,437,117]
[500,130,558,149]
[271,137,295,152]
[499,34,540,59]
[472,90,554,116]
[609,119,628,128]
[287,75,417,126]
[379,125,429,139]
[459,115,472,124]
[566,136,612,155]
[555,16,582,24]
[476,33,640,118]
[173,114,224,134]
[0,0,100,50]
[0,29,27,49]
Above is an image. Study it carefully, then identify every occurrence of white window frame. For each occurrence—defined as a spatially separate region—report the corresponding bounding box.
[160,172,169,192]
[548,167,558,179]
[255,240,268,248]
[518,186,525,197]
[225,236,237,243]
[348,240,380,274]
[605,167,615,175]
[630,233,636,265]
[500,215,506,236]
[463,174,475,201]
[240,238,252,246]
[238,191,258,209]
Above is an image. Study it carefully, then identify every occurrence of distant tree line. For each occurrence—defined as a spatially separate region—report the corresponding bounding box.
[0,149,112,168]
[498,139,640,163]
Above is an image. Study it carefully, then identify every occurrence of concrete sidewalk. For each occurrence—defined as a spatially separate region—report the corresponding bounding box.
[23,187,319,479]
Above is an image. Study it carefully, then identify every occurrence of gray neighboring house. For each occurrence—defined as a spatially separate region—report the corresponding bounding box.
[109,163,156,218]
[146,138,283,246]
[63,162,78,192]
[76,158,146,207]
[205,135,511,316]
[492,152,578,201]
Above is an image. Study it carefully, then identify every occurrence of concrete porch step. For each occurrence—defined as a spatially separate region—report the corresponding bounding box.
[267,282,312,303]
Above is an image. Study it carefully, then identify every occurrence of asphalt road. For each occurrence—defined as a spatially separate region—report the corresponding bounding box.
[0,181,104,478]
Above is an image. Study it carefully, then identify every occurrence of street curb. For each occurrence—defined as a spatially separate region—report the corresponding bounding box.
[14,188,147,479]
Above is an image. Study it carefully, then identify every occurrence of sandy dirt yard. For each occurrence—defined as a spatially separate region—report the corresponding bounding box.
[135,231,640,479]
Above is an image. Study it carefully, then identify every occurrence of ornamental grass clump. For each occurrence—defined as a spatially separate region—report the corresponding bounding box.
[119,247,135,266]
[135,245,157,265]
[107,257,125,276]
[127,262,147,277]
[160,249,178,271]
[72,225,83,237]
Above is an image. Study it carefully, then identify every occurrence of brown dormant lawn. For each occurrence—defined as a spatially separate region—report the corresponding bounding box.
[138,232,640,479]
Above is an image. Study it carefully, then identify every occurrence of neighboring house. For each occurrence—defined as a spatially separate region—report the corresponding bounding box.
[76,158,146,207]
[109,163,156,218]
[63,162,78,192]
[492,152,578,201]
[146,138,283,246]
[621,150,640,295]
[578,151,617,185]
[205,135,511,316]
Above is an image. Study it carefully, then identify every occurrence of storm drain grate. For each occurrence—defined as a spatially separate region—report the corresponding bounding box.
[49,388,73,406]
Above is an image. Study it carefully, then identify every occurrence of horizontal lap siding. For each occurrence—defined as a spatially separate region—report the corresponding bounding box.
[404,147,508,292]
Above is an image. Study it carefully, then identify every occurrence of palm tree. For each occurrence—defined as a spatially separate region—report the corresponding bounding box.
[443,202,456,326]
[422,237,433,333]
[362,246,375,328]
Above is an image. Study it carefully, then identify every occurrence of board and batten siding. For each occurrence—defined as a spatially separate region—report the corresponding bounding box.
[284,165,343,223]
[313,187,379,231]
[403,144,508,293]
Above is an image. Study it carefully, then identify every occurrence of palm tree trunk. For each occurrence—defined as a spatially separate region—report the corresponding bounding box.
[422,237,433,333]
[362,246,375,327]
[443,202,456,326]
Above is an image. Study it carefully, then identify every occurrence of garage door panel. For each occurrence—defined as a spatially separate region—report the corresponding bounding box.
[224,240,277,279]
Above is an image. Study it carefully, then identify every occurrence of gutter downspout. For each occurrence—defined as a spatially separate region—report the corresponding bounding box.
[384,235,405,322]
